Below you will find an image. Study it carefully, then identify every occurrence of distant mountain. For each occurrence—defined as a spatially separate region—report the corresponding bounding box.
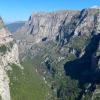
[6,21,25,33]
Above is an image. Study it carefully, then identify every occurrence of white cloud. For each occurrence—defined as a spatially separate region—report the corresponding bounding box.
[90,5,100,9]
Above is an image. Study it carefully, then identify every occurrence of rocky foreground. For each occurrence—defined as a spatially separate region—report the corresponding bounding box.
[0,17,20,100]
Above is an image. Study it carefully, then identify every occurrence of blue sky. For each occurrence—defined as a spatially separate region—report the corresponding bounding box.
[0,0,100,23]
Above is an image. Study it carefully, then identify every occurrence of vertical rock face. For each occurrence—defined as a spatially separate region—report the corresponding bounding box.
[15,10,80,57]
[0,17,19,100]
[15,10,79,41]
[15,8,100,55]
[16,8,100,37]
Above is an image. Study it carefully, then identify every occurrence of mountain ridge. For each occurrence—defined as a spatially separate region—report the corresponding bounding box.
[7,21,25,33]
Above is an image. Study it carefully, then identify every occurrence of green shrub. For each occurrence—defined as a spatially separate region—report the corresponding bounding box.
[0,41,14,54]
[0,45,7,54]
[70,35,90,50]
[9,41,14,48]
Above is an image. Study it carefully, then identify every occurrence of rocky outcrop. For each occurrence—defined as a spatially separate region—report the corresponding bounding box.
[14,10,79,57]
[16,8,100,39]
[14,8,100,57]
[0,17,20,100]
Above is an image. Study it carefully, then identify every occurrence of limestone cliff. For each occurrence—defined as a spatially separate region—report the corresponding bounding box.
[15,8,100,56]
[0,17,20,100]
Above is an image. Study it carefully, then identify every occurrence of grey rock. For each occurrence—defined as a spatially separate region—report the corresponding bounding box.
[15,8,100,51]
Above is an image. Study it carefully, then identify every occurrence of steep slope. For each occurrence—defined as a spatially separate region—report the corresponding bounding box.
[14,10,79,58]
[3,20,49,100]
[14,8,100,100]
[0,17,20,100]
[15,8,100,57]
[8,59,49,100]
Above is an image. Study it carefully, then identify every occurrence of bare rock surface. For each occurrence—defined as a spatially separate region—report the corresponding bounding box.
[0,18,20,100]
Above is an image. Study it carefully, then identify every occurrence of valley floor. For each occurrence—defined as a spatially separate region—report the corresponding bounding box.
[8,59,49,100]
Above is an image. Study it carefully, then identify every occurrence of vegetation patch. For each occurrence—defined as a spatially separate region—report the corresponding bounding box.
[69,35,90,50]
[30,41,82,100]
[8,59,49,100]
[0,41,14,54]
[0,45,7,54]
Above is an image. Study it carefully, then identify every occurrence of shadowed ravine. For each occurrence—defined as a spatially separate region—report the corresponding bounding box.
[64,33,100,100]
